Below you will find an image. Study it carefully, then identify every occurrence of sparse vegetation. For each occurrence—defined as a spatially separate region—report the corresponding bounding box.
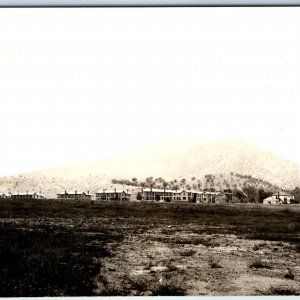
[179,249,196,257]
[209,258,222,268]
[0,199,299,296]
[284,269,295,280]
[152,283,186,296]
[0,226,110,296]
[252,242,268,251]
[294,243,300,253]
[267,286,299,295]
[249,259,272,269]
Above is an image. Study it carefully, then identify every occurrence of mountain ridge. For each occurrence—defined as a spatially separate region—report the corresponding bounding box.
[0,138,299,197]
[27,138,300,187]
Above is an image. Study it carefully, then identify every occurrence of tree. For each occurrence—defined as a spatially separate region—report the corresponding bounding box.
[145,177,154,188]
[257,188,272,203]
[136,192,142,201]
[233,189,247,202]
[140,182,146,188]
[157,177,165,183]
[242,186,258,203]
[290,187,300,203]
[145,177,153,183]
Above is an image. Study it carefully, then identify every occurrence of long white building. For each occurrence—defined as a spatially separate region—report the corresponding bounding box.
[57,190,91,200]
[11,192,45,200]
[141,188,221,203]
[95,189,131,201]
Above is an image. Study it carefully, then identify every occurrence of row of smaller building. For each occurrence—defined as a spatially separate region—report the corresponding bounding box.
[0,189,226,202]
[1,188,295,204]
[56,188,234,203]
[0,192,45,200]
[1,189,233,203]
[57,190,132,201]
[0,190,132,201]
[141,188,233,203]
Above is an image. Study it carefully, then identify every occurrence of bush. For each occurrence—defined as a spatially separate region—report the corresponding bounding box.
[152,284,186,296]
[179,249,196,257]
[209,258,222,268]
[268,286,299,295]
[249,259,271,269]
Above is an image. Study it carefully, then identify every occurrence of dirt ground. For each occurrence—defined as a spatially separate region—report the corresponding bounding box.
[0,200,299,296]
[94,222,300,295]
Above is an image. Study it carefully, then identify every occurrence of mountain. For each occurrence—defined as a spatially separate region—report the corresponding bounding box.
[29,138,300,186]
[0,138,299,197]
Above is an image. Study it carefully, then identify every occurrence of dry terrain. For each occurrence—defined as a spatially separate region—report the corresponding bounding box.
[0,200,299,296]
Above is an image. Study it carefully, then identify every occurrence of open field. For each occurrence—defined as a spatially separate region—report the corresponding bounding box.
[0,199,299,296]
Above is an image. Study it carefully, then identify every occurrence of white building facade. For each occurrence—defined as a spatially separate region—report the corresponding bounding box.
[263,192,294,204]
[95,189,131,201]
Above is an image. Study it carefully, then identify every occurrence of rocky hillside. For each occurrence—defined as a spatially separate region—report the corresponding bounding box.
[0,138,299,197]
[26,138,300,188]
[0,172,279,199]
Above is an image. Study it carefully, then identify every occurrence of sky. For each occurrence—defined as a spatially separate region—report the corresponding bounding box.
[0,8,299,176]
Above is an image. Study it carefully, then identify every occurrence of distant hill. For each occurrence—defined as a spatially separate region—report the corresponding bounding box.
[0,138,299,197]
[0,172,279,199]
[29,138,300,186]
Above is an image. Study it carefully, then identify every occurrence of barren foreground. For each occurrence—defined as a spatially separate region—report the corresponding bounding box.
[0,200,299,296]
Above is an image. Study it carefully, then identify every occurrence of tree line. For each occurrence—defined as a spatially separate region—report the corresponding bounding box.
[111,175,300,203]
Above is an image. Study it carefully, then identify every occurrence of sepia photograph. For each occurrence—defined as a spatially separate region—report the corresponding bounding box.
[0,7,299,297]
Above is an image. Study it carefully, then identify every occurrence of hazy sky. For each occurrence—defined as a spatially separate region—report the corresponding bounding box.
[0,8,299,176]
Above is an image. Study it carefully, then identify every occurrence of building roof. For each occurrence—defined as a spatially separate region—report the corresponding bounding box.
[0,193,10,197]
[11,192,45,197]
[96,190,131,195]
[175,189,197,194]
[175,190,220,195]
[142,188,176,193]
[142,188,219,195]
[263,196,275,201]
[57,191,89,195]
[274,191,293,197]
[199,191,221,195]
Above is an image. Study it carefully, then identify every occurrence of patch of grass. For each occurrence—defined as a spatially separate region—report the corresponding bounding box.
[0,200,300,296]
[294,243,300,253]
[166,263,179,272]
[99,273,186,296]
[283,208,292,214]
[0,225,120,296]
[152,284,186,296]
[168,236,220,247]
[268,286,299,295]
[144,257,155,270]
[1,200,300,245]
[249,259,272,269]
[179,249,196,257]
[97,274,129,296]
[252,242,268,251]
[284,269,295,280]
[209,258,222,268]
